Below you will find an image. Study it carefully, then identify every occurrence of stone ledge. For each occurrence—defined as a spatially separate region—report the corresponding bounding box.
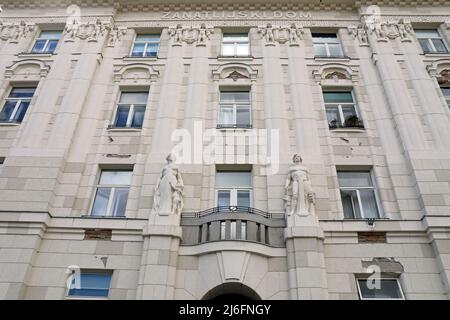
[179,240,286,257]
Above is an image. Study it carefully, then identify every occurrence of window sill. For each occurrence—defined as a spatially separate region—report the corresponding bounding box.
[423,52,450,59]
[107,126,142,132]
[314,56,350,62]
[216,125,253,131]
[17,52,54,58]
[0,121,21,127]
[122,56,158,61]
[217,55,254,61]
[65,296,108,300]
[81,215,126,219]
[329,127,365,133]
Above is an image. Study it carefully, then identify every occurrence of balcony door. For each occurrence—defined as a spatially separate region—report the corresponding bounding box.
[216,170,252,209]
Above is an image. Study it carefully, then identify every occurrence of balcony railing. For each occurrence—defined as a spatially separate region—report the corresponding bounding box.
[181,207,286,247]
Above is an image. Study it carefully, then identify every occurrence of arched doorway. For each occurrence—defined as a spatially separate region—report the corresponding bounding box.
[202,283,261,301]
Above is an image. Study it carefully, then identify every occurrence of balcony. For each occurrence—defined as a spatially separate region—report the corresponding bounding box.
[180,206,286,247]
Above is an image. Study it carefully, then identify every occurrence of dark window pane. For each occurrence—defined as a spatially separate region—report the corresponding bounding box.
[131,106,145,128]
[237,190,250,207]
[358,279,403,299]
[326,108,341,128]
[432,39,448,53]
[0,101,16,121]
[46,40,58,53]
[419,39,432,53]
[341,190,361,219]
[131,43,145,56]
[218,190,231,207]
[145,43,159,57]
[14,101,30,122]
[91,188,111,216]
[69,273,112,297]
[9,88,35,98]
[110,188,129,217]
[31,40,46,53]
[114,106,129,127]
[236,108,250,126]
[323,92,354,103]
[359,189,380,218]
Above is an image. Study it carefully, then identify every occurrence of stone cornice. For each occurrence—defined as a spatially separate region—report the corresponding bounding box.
[0,0,449,12]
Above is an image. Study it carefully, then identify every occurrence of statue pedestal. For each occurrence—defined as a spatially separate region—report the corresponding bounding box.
[136,224,182,299]
[284,215,329,299]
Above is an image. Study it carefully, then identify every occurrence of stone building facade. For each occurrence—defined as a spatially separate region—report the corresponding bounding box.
[0,0,450,300]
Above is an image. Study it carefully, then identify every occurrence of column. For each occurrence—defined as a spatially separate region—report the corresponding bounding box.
[137,27,190,299]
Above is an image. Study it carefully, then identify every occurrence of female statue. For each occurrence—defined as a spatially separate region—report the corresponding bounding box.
[151,154,184,216]
[284,154,315,216]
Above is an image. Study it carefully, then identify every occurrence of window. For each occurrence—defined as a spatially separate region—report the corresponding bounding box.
[131,34,160,57]
[31,31,62,54]
[91,170,132,217]
[221,33,250,57]
[323,91,363,129]
[220,221,226,240]
[0,87,36,123]
[0,158,4,175]
[357,278,405,300]
[218,91,251,128]
[415,30,448,54]
[68,270,112,298]
[312,33,344,58]
[441,86,450,108]
[113,92,148,128]
[338,170,381,219]
[216,170,252,210]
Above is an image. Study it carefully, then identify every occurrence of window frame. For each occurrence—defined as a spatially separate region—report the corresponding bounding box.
[356,278,405,300]
[130,33,160,58]
[216,188,253,208]
[66,270,113,300]
[312,33,344,58]
[217,90,252,128]
[221,33,250,57]
[323,91,362,129]
[31,30,62,54]
[415,29,449,54]
[0,87,36,123]
[441,84,450,108]
[89,169,133,217]
[338,170,383,219]
[112,91,149,129]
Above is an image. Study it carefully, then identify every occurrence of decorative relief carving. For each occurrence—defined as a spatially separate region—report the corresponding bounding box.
[212,63,258,82]
[363,19,414,42]
[5,59,50,79]
[0,21,35,43]
[324,71,348,80]
[226,70,249,81]
[64,19,111,42]
[113,63,159,84]
[168,23,213,46]
[107,25,127,47]
[258,23,304,46]
[437,70,450,85]
[348,25,369,46]
[312,63,358,84]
